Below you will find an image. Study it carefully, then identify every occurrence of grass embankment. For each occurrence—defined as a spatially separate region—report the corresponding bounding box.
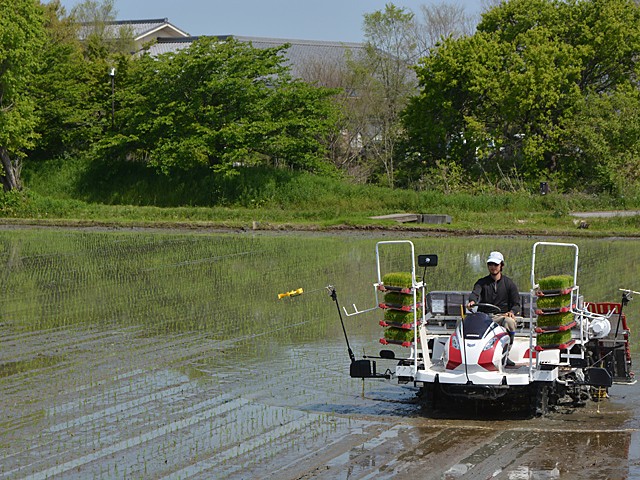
[4,156,640,236]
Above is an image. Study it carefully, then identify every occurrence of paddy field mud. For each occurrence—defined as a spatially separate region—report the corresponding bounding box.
[1,229,639,479]
[2,325,638,479]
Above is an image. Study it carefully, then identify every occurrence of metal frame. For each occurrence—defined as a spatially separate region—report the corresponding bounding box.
[530,242,583,369]
[375,241,425,376]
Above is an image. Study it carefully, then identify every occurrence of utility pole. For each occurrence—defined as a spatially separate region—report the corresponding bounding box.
[109,67,116,128]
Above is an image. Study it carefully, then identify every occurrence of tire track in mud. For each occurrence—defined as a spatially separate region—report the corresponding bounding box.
[266,414,634,480]
[0,329,303,472]
[2,330,181,403]
[234,347,636,479]
[160,412,335,479]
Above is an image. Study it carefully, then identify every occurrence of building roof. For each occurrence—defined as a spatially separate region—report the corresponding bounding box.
[112,18,190,40]
[140,35,366,79]
[79,18,189,49]
[140,36,199,55]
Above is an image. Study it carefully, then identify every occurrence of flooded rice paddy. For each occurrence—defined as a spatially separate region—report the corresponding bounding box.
[1,228,640,479]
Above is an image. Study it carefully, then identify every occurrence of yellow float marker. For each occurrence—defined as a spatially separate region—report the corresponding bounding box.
[278,288,304,299]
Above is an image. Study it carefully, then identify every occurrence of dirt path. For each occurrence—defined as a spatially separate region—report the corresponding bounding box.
[570,210,640,218]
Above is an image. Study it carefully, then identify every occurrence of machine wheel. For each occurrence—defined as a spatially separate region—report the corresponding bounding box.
[420,382,440,411]
[530,383,549,417]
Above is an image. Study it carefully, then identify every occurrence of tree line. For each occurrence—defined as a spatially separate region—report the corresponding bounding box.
[2,0,640,199]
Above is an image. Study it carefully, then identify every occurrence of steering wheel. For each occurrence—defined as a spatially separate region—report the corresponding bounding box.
[475,303,502,314]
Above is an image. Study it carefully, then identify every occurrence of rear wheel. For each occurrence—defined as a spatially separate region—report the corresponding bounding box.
[420,382,440,411]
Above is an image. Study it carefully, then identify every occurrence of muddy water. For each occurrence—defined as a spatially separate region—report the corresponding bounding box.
[1,230,639,479]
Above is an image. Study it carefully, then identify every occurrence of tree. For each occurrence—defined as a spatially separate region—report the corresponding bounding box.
[415,1,476,56]
[98,37,339,176]
[0,0,46,191]
[357,4,420,187]
[296,53,371,181]
[30,1,92,159]
[69,0,134,58]
[340,2,477,187]
[402,0,640,193]
[561,87,640,194]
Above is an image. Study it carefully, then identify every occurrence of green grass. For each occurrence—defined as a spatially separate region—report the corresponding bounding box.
[383,292,416,306]
[384,309,420,323]
[383,327,415,342]
[6,156,640,236]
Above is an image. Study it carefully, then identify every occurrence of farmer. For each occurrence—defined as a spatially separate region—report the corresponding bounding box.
[466,251,520,366]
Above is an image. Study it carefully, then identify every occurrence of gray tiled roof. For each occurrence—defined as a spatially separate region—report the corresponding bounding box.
[79,18,189,41]
[140,36,198,55]
[234,36,365,78]
[113,18,190,39]
[140,35,366,79]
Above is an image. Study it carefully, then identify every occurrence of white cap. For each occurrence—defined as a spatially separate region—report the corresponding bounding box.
[487,251,504,264]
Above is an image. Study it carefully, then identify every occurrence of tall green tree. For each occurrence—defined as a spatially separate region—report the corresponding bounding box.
[0,0,46,191]
[99,37,339,176]
[402,0,640,193]
[31,1,100,159]
[28,0,135,163]
[561,87,640,193]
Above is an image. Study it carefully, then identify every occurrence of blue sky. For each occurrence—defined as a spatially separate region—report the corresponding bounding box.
[57,0,483,43]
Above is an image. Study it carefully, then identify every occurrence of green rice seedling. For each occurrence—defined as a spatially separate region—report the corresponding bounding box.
[383,309,420,323]
[536,312,574,327]
[536,294,571,310]
[536,330,572,347]
[382,272,412,288]
[383,327,415,342]
[538,275,574,290]
[383,292,416,307]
